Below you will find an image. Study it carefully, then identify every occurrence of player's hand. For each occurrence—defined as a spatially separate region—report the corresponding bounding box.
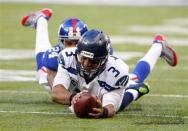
[71,90,88,105]
[88,98,103,118]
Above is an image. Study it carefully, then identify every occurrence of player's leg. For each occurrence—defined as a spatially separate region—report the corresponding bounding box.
[132,34,177,83]
[120,34,178,110]
[21,9,54,93]
[35,16,52,70]
[21,8,53,70]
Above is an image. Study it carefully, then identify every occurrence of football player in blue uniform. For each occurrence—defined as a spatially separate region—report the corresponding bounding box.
[22,8,114,93]
[21,8,89,93]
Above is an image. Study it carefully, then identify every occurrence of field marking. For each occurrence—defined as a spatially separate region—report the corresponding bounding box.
[111,36,188,46]
[164,18,188,27]
[0,69,36,81]
[126,18,188,35]
[0,90,187,98]
[0,49,143,60]
[147,94,188,98]
[0,49,34,60]
[148,78,188,83]
[1,49,188,60]
[0,110,187,120]
[121,113,188,120]
[127,25,187,35]
[0,90,48,94]
[0,110,72,115]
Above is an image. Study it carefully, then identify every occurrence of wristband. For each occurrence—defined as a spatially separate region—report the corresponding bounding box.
[69,93,76,106]
[100,107,109,118]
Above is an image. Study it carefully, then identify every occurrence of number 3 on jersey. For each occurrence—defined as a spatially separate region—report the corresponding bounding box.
[107,66,120,77]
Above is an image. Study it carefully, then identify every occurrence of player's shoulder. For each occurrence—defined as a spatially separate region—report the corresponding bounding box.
[58,47,77,67]
[59,47,76,58]
[98,55,129,89]
[107,55,129,73]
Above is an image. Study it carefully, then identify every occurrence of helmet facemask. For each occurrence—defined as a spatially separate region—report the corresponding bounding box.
[76,52,108,79]
[58,18,88,49]
[58,38,79,49]
[75,29,110,81]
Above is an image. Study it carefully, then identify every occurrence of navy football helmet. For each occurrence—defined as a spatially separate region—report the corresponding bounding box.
[76,29,110,80]
[58,18,88,48]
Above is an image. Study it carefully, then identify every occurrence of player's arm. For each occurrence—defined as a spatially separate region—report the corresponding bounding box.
[83,89,122,118]
[70,90,115,118]
[51,84,71,105]
[89,101,116,118]
[46,69,57,88]
[51,60,72,105]
[104,104,116,117]
[88,57,129,118]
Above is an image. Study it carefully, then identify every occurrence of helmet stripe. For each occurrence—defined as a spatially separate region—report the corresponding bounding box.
[72,18,77,33]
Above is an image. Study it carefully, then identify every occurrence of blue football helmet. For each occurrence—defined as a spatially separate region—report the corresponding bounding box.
[76,29,110,80]
[58,17,88,48]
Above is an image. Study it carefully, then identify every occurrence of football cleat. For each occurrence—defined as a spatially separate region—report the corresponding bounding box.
[153,34,177,66]
[21,8,52,28]
[126,82,150,100]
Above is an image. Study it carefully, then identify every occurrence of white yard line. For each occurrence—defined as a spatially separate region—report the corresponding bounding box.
[0,110,72,115]
[111,36,188,46]
[0,49,34,60]
[0,90,47,94]
[121,113,188,119]
[0,69,36,81]
[147,94,188,98]
[0,110,187,119]
[148,78,188,83]
[127,25,188,35]
[0,50,145,60]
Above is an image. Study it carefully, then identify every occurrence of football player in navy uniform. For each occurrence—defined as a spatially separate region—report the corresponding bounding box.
[52,29,177,118]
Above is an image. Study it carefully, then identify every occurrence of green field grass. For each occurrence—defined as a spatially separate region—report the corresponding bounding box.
[0,3,188,131]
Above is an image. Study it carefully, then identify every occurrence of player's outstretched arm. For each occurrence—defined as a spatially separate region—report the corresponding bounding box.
[46,69,57,88]
[89,103,115,118]
[69,90,116,119]
[71,91,116,118]
[51,84,71,105]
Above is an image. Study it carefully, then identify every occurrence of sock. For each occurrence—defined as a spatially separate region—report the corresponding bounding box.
[35,17,52,70]
[133,61,150,83]
[133,44,162,82]
[120,89,138,111]
[35,17,52,55]
[36,52,44,70]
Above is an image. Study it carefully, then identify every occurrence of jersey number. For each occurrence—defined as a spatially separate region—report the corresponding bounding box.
[65,51,75,57]
[48,47,60,59]
[107,67,120,77]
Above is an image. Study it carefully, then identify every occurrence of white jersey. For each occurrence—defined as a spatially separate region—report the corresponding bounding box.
[53,47,129,112]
